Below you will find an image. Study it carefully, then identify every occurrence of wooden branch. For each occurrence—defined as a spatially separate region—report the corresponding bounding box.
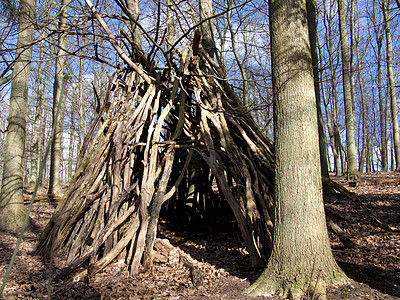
[322,176,393,231]
[69,216,140,283]
[84,0,153,84]
[37,40,278,278]
[23,194,55,203]
[326,215,357,248]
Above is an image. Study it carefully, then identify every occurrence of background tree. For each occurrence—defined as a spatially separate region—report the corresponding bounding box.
[382,0,400,172]
[307,0,333,195]
[370,0,388,171]
[246,0,348,297]
[28,32,46,187]
[320,0,345,176]
[48,0,70,198]
[0,0,37,231]
[338,0,358,176]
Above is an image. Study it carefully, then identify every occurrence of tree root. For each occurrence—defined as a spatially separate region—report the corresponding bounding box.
[245,270,348,299]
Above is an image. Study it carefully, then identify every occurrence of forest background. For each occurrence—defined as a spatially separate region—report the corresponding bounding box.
[1,0,400,188]
[0,0,399,298]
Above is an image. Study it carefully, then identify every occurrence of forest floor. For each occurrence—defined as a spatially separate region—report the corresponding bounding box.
[0,172,399,299]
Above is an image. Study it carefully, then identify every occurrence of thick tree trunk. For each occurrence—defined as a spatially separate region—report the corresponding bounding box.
[0,0,37,231]
[338,0,358,176]
[247,0,348,297]
[48,0,69,197]
[382,0,400,172]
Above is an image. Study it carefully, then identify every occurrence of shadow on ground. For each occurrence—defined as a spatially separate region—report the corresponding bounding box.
[339,259,400,298]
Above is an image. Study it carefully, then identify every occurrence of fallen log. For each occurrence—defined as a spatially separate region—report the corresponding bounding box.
[23,195,53,203]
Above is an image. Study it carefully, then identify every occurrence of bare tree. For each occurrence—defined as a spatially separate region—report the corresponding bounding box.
[338,0,358,176]
[226,0,249,107]
[321,0,344,176]
[246,0,348,297]
[371,0,388,171]
[307,0,332,194]
[48,0,70,198]
[382,0,400,171]
[28,32,46,187]
[0,0,37,231]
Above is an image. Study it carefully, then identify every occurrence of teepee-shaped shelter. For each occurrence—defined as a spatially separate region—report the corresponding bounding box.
[36,5,275,280]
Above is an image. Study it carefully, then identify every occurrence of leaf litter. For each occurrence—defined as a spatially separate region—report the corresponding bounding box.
[0,173,399,299]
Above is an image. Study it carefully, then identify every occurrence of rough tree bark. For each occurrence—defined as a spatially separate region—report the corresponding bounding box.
[246,0,348,297]
[0,0,37,231]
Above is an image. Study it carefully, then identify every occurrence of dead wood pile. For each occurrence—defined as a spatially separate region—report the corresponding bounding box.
[36,36,275,280]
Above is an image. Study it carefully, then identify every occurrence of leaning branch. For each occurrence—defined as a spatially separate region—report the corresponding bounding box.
[84,0,153,84]
[322,176,393,232]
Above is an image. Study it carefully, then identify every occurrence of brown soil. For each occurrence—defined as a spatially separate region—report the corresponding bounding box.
[0,173,399,299]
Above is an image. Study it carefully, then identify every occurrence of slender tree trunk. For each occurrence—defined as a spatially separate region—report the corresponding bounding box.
[356,38,370,172]
[165,0,175,61]
[247,0,348,296]
[324,0,343,175]
[366,146,371,172]
[338,0,358,176]
[391,121,395,170]
[319,55,336,173]
[382,0,400,171]
[40,56,53,182]
[374,23,388,171]
[29,33,45,187]
[349,0,356,115]
[227,0,249,106]
[318,24,340,175]
[200,0,215,58]
[48,0,69,197]
[307,0,332,195]
[125,0,142,50]
[125,0,143,99]
[77,38,85,154]
[68,88,76,181]
[0,0,37,231]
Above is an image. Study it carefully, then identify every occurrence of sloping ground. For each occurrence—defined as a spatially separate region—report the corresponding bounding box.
[326,172,400,299]
[0,173,399,299]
